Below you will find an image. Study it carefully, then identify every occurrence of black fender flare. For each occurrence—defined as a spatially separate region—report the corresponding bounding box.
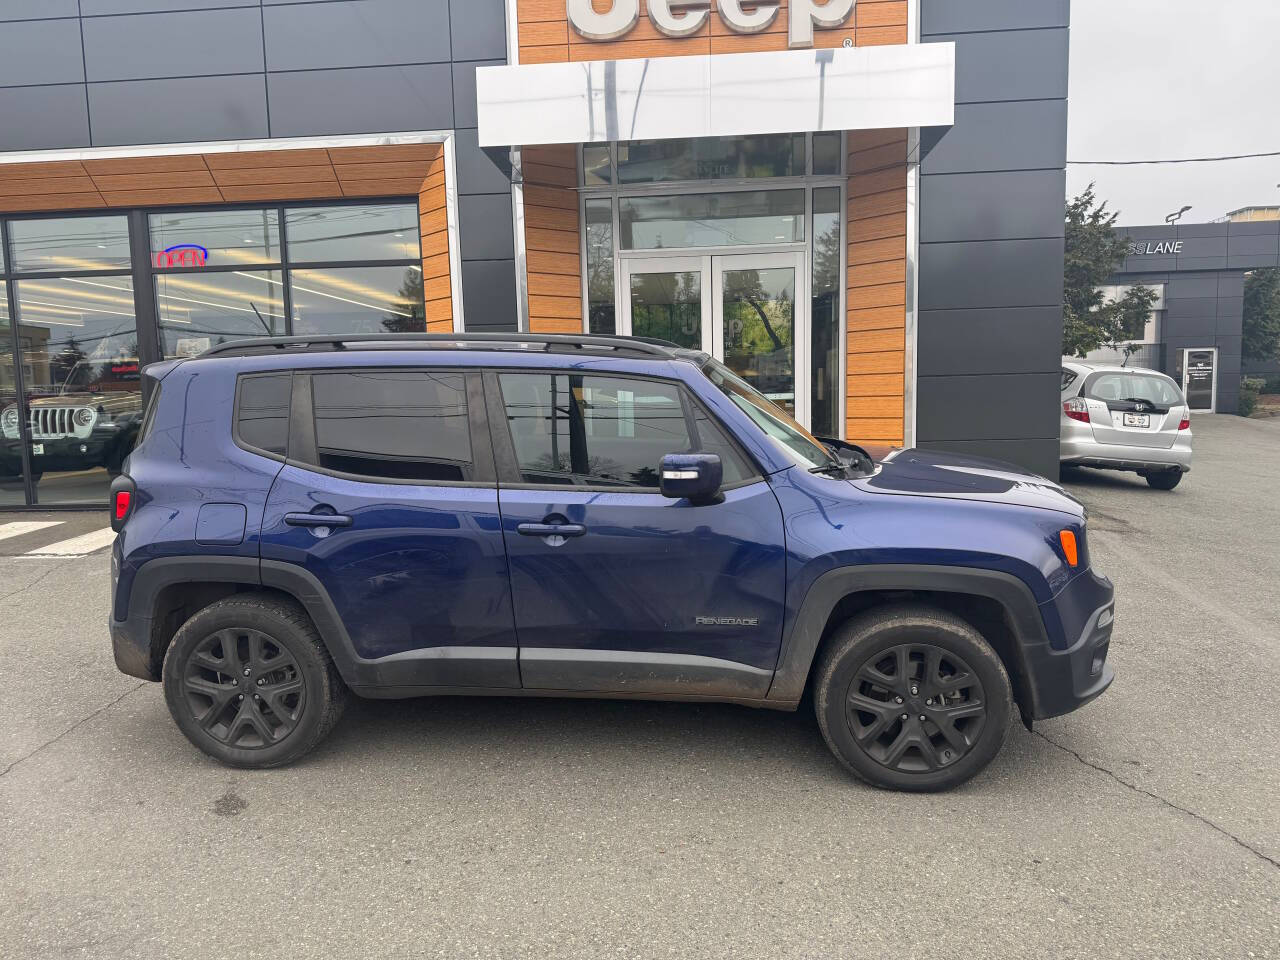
[765,564,1049,712]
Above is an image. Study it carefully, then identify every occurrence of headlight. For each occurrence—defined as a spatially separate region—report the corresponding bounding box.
[74,407,96,427]
[1,406,18,435]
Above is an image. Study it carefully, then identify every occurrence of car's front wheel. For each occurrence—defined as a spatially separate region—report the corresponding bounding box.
[1143,470,1182,490]
[814,604,1013,791]
[162,594,347,768]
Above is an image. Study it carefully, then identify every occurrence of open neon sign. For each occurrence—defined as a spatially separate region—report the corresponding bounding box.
[154,243,209,268]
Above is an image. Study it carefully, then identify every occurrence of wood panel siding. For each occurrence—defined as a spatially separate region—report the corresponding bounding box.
[846,129,907,445]
[523,144,582,334]
[0,142,455,332]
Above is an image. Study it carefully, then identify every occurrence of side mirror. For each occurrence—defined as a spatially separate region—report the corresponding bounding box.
[659,453,723,504]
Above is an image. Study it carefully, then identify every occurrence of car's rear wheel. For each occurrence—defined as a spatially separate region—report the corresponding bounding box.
[162,594,347,768]
[1143,470,1182,490]
[814,604,1012,792]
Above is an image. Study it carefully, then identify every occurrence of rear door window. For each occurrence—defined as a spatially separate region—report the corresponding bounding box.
[1086,372,1182,407]
[302,370,477,482]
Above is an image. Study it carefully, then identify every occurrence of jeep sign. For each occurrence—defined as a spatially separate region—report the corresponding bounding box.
[565,0,856,49]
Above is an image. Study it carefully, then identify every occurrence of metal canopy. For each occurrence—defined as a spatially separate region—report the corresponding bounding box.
[476,43,955,148]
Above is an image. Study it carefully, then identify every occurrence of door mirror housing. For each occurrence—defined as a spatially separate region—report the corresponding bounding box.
[659,453,723,504]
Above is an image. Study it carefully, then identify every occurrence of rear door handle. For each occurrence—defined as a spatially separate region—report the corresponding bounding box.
[517,522,586,538]
[285,512,353,528]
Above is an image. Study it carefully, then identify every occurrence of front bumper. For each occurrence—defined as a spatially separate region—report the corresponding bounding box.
[1025,568,1116,720]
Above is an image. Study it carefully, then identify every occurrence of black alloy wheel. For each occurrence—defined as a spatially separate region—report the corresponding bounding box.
[182,628,305,749]
[846,643,986,773]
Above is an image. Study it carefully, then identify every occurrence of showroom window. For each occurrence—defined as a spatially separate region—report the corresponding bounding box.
[152,203,424,357]
[0,200,424,507]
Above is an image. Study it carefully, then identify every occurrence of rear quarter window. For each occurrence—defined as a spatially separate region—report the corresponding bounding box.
[235,373,292,457]
[1061,368,1079,392]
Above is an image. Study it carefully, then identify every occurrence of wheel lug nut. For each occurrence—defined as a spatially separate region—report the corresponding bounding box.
[900,713,908,721]
[919,715,926,722]
[894,696,904,704]
[910,686,918,695]
[926,698,933,705]
[243,669,251,677]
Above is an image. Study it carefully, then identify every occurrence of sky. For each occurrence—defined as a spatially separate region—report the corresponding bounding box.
[1066,0,1280,226]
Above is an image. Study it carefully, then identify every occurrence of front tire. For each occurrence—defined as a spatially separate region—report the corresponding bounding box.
[162,594,347,768]
[814,604,1013,792]
[1143,470,1182,490]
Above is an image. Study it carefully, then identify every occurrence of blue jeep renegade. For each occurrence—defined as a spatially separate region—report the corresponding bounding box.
[108,333,1114,791]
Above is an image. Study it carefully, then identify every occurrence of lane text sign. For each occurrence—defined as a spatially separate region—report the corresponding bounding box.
[1129,240,1183,256]
[566,0,856,49]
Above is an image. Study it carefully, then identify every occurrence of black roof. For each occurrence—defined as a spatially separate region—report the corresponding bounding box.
[199,332,696,361]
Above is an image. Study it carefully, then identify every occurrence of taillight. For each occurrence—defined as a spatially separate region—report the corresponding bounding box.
[1063,397,1090,423]
[1178,417,1190,430]
[109,474,136,532]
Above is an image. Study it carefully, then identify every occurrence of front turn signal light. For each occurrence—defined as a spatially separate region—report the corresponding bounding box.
[1059,529,1079,567]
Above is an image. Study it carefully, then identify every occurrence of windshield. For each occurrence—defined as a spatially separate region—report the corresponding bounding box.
[702,359,838,470]
[1087,371,1183,406]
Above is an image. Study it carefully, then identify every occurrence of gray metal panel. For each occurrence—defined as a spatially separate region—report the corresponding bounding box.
[0,19,85,87]
[921,0,1069,34]
[460,259,518,330]
[88,74,268,145]
[82,8,263,81]
[82,0,256,12]
[1165,276,1219,299]
[454,128,512,196]
[449,0,507,61]
[1118,225,1176,240]
[0,0,79,19]
[1161,314,1217,341]
[262,0,450,72]
[1227,232,1280,261]
[931,28,1067,104]
[1164,297,1217,320]
[1215,297,1243,321]
[1175,223,1229,238]
[1172,236,1228,260]
[0,84,90,151]
[921,100,1066,174]
[267,64,453,137]
[1224,221,1280,236]
[915,438,1061,478]
[917,306,1063,377]
[919,238,1065,310]
[1175,256,1228,271]
[452,60,502,129]
[920,169,1064,242]
[459,194,514,260]
[1121,255,1177,273]
[1217,274,1245,298]
[917,373,1060,441]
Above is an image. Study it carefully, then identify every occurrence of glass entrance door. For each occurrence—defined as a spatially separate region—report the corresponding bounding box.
[619,251,808,425]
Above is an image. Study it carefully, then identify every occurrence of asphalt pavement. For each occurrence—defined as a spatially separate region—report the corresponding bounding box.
[0,414,1276,959]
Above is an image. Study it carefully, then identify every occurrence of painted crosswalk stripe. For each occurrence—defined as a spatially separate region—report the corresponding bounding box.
[0,521,64,543]
[23,527,116,558]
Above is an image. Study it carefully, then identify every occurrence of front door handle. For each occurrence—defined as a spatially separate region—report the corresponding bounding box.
[285,512,353,528]
[516,522,586,538]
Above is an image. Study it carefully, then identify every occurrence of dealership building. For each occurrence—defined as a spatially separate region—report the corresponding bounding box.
[0,0,1071,508]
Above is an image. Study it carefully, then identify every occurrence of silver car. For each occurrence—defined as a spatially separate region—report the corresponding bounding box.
[1060,359,1192,490]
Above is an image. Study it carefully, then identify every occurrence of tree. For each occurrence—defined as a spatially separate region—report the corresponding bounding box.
[1242,267,1280,364]
[1063,185,1158,358]
[381,268,426,333]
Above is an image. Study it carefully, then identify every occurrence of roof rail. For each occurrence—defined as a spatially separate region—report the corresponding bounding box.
[198,332,682,360]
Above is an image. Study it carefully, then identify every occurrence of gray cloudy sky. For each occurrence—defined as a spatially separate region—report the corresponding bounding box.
[1066,0,1280,226]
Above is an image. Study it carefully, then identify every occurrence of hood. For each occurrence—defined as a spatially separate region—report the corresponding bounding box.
[29,391,137,408]
[851,447,1085,519]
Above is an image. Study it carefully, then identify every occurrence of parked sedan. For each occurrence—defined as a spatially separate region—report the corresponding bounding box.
[1060,360,1192,489]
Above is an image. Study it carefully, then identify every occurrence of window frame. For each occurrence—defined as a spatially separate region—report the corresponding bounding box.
[232,370,294,462]
[285,367,496,487]
[483,368,761,494]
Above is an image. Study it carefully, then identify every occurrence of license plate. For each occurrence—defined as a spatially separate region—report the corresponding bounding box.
[31,443,44,455]
[1122,413,1150,428]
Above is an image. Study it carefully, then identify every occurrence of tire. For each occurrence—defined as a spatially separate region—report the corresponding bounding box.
[814,604,1013,792]
[1144,470,1182,490]
[162,593,347,768]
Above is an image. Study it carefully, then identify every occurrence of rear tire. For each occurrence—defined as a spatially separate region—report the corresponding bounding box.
[814,604,1013,792]
[1144,470,1182,490]
[162,593,347,768]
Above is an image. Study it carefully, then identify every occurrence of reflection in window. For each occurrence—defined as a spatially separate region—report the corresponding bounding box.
[812,132,843,175]
[811,187,841,437]
[499,373,693,488]
[156,271,286,358]
[617,135,805,183]
[583,144,611,185]
[0,285,19,505]
[8,216,132,273]
[629,271,701,348]
[620,190,804,249]
[585,198,615,334]
[150,209,281,268]
[290,265,425,335]
[285,204,421,263]
[309,371,472,482]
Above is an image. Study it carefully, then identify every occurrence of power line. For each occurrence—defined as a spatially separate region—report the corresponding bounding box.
[1068,150,1280,166]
